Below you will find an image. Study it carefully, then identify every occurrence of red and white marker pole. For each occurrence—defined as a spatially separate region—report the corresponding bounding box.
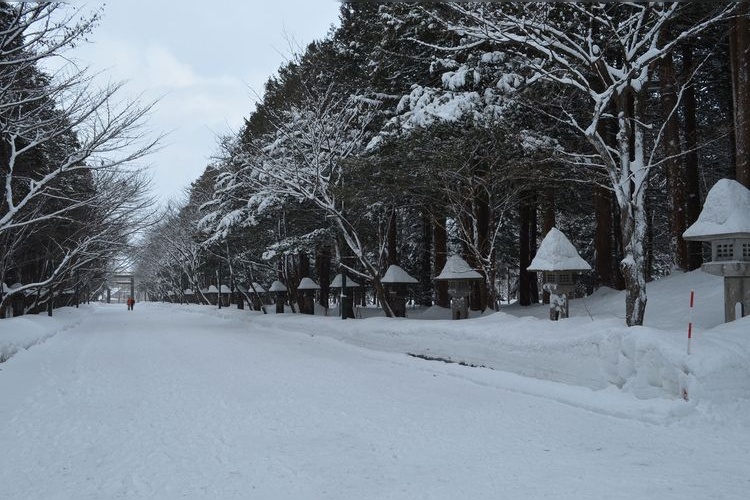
[687,290,695,355]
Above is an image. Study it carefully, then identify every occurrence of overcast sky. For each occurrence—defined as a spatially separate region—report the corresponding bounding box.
[66,1,342,204]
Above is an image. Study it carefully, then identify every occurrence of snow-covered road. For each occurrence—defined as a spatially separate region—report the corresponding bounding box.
[1,303,748,499]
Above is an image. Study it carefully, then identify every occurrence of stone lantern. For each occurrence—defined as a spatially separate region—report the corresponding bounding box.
[269,280,288,314]
[527,227,591,320]
[249,282,267,310]
[297,277,320,315]
[683,179,750,322]
[205,285,219,306]
[219,284,232,308]
[381,264,418,317]
[330,273,361,318]
[434,255,483,320]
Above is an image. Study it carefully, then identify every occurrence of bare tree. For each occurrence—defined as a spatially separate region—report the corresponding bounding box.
[0,3,160,314]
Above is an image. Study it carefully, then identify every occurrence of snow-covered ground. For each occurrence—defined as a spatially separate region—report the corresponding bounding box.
[1,270,749,499]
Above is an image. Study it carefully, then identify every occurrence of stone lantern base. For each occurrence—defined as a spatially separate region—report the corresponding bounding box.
[543,283,576,321]
[723,276,750,322]
[450,295,469,320]
[274,294,285,314]
[701,262,750,322]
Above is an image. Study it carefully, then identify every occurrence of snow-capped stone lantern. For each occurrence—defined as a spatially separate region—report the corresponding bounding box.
[683,179,750,322]
[205,285,219,306]
[527,227,591,320]
[248,282,268,311]
[297,277,320,315]
[330,273,361,289]
[219,284,232,308]
[381,264,418,317]
[269,280,288,314]
[434,255,483,320]
[330,273,362,318]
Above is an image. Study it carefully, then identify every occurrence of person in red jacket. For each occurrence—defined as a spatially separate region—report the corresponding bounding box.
[127,297,135,311]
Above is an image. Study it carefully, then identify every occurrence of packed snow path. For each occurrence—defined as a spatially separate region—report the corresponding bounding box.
[1,303,748,499]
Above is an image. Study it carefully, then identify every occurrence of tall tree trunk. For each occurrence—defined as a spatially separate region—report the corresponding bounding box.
[386,206,398,267]
[518,190,537,306]
[618,89,649,327]
[620,199,649,326]
[661,43,688,270]
[730,4,750,187]
[594,185,615,287]
[472,181,491,311]
[316,243,331,309]
[433,214,449,308]
[682,44,704,271]
[541,187,556,234]
[529,193,539,302]
[419,210,433,306]
[541,187,555,304]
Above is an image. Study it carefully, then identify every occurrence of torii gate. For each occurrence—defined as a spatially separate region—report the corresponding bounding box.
[108,273,135,303]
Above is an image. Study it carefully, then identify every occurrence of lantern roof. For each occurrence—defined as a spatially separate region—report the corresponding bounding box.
[251,282,266,293]
[435,255,483,281]
[206,285,219,293]
[381,264,418,284]
[269,280,287,292]
[297,277,320,290]
[528,227,591,272]
[683,179,750,241]
[330,273,361,288]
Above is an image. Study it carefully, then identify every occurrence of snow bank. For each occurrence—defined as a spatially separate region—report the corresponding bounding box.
[181,269,749,410]
[0,307,94,363]
[5,271,747,414]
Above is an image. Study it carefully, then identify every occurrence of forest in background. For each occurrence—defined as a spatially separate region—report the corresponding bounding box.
[137,2,750,326]
[2,2,748,327]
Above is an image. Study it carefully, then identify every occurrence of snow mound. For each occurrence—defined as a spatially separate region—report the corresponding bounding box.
[683,178,750,239]
[0,307,93,363]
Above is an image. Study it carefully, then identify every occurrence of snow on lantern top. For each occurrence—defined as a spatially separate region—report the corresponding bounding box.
[269,280,287,292]
[297,277,320,290]
[330,274,361,288]
[435,255,483,281]
[251,282,266,293]
[381,264,418,284]
[683,179,750,241]
[206,285,219,293]
[527,228,591,272]
[219,285,231,294]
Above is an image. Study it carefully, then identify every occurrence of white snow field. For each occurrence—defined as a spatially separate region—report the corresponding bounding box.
[1,270,749,499]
